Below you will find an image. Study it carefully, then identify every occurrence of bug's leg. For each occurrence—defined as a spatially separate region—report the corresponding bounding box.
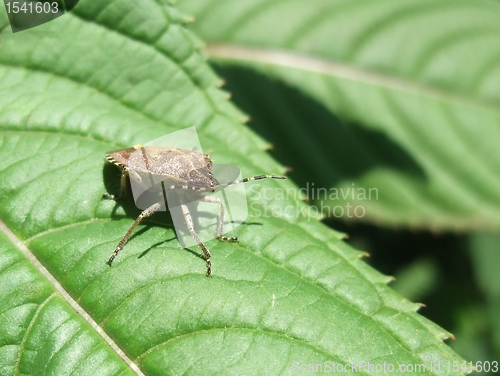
[198,195,237,242]
[180,199,212,277]
[106,201,161,266]
[103,169,129,200]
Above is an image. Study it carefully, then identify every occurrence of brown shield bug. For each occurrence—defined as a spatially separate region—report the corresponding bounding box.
[103,145,286,276]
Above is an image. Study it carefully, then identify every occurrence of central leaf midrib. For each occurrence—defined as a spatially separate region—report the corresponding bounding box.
[0,220,145,376]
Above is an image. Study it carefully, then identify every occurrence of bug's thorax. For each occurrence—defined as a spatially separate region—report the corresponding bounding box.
[106,146,219,189]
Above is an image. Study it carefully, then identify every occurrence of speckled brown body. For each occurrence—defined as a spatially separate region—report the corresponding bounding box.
[106,146,217,193]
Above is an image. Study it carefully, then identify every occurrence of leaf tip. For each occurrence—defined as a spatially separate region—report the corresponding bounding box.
[415,303,426,312]
[442,332,456,341]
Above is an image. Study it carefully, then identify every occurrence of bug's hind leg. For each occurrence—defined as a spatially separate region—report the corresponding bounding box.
[103,169,129,200]
[106,201,161,266]
[180,199,213,277]
[198,195,237,242]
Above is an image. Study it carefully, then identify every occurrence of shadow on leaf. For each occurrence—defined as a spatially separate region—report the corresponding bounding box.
[214,64,427,190]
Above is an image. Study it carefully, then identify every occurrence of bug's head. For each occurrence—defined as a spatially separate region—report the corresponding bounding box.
[188,167,219,189]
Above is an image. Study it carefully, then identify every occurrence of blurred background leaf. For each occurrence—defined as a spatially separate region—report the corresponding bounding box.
[179,0,500,231]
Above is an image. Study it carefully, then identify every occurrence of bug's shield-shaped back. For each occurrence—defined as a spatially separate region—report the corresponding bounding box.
[129,126,205,209]
[128,127,249,249]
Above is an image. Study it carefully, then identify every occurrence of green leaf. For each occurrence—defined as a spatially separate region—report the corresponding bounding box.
[0,1,465,375]
[0,228,138,376]
[177,0,500,231]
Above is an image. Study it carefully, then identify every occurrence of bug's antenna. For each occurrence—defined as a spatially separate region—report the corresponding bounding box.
[215,175,286,191]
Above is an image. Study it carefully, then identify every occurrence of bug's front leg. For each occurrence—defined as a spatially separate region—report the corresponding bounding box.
[106,201,161,266]
[180,199,212,277]
[198,195,237,243]
[103,169,129,200]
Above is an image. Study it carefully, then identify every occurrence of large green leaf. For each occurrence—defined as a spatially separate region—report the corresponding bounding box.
[178,0,500,231]
[0,1,466,375]
[0,228,138,376]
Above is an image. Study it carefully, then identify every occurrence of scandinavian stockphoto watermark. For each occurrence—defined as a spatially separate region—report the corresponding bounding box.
[107,126,375,275]
[248,182,378,221]
[125,127,378,243]
[291,360,499,373]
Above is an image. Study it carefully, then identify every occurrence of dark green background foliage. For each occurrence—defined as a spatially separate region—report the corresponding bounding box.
[0,0,498,375]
